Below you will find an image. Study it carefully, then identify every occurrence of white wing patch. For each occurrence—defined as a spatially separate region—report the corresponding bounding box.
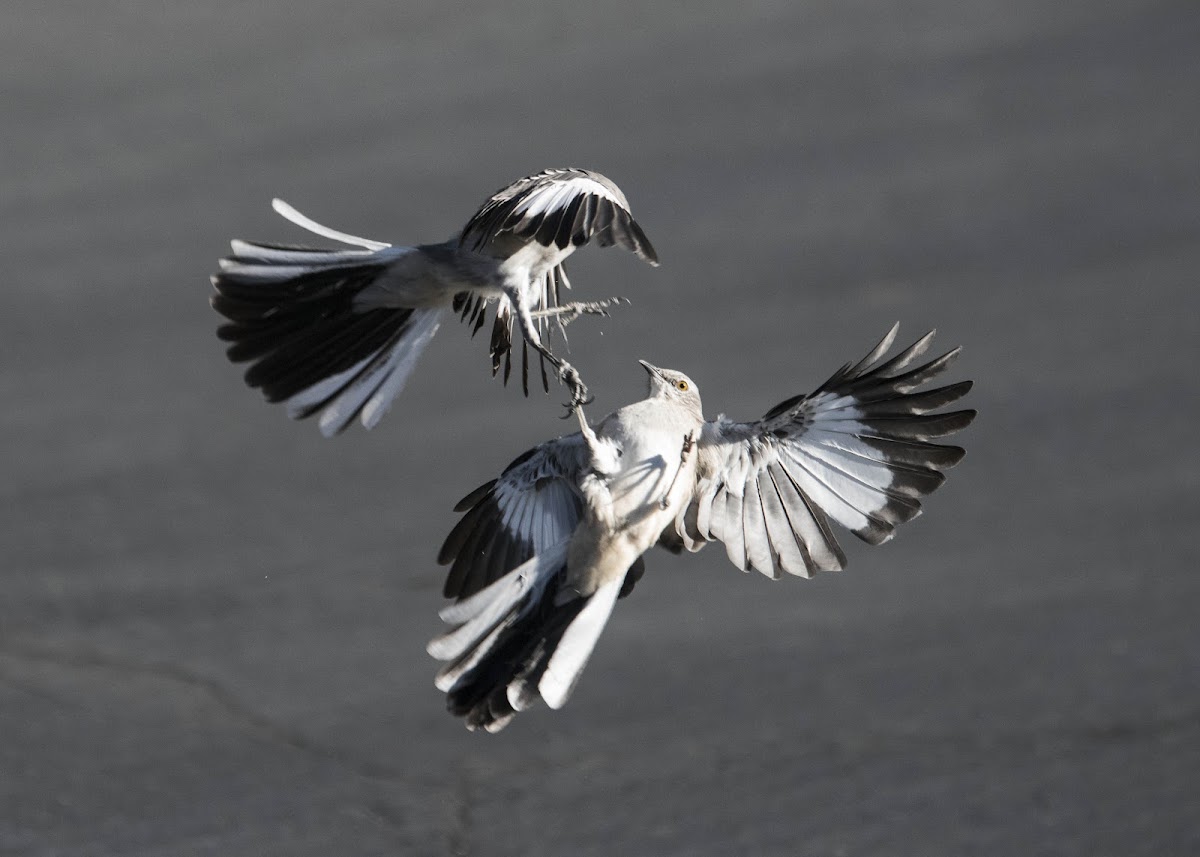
[511,176,623,222]
[494,457,581,550]
[438,434,589,601]
[683,327,974,579]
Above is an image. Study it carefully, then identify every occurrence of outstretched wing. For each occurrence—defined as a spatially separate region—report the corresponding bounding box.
[674,325,975,578]
[458,168,658,265]
[438,434,589,601]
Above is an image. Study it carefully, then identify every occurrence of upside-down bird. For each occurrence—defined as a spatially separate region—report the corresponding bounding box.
[429,325,976,731]
[210,168,658,435]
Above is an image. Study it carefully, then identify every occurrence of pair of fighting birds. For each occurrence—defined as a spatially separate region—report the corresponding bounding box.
[211,168,976,732]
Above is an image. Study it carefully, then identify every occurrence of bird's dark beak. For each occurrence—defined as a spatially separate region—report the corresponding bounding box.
[638,359,659,377]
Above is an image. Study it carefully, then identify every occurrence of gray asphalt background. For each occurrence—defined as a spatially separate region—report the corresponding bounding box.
[3,2,1198,855]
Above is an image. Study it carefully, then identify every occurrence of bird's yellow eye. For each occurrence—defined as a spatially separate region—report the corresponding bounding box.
[677,380,688,391]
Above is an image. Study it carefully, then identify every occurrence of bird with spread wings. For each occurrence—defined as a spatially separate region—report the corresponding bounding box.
[210,168,658,435]
[429,325,976,731]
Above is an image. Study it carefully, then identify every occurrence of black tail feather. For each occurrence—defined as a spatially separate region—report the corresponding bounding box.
[446,592,586,732]
[211,258,413,407]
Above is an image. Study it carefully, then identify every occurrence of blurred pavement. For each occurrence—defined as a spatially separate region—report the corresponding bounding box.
[2,2,1198,855]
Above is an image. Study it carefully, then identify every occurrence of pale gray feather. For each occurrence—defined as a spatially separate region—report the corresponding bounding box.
[430,327,975,732]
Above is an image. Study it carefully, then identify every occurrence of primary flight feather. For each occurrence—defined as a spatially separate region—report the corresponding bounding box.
[430,324,976,731]
[211,168,658,436]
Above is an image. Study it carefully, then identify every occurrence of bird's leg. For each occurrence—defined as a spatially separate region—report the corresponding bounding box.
[574,397,621,477]
[573,397,600,454]
[660,430,697,509]
[506,287,591,408]
[574,397,620,532]
[529,297,629,329]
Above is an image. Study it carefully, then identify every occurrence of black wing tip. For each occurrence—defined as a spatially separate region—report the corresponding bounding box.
[938,379,974,404]
[938,408,977,435]
[851,522,897,547]
[939,443,969,468]
[630,220,660,265]
[453,479,498,513]
[933,410,977,450]
[861,408,977,441]
[837,326,970,389]
[436,544,457,569]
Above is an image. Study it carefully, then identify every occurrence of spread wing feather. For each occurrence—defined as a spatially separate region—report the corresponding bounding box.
[676,325,975,578]
[439,434,588,600]
[459,168,658,265]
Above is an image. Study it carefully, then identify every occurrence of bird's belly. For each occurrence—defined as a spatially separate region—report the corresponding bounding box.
[607,458,670,518]
[606,432,688,528]
[565,423,695,596]
[498,243,571,285]
[355,246,505,309]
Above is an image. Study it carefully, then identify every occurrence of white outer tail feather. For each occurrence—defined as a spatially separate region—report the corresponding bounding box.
[283,308,443,436]
[429,540,623,714]
[537,576,623,709]
[271,198,391,251]
[429,543,569,692]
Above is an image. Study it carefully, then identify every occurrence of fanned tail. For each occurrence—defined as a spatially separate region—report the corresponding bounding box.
[428,543,622,732]
[211,238,440,436]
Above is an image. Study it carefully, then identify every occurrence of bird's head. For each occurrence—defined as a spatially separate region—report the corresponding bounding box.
[639,361,703,416]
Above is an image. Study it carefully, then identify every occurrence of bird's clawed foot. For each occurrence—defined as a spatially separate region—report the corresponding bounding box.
[532,297,629,329]
[660,430,697,509]
[558,362,593,418]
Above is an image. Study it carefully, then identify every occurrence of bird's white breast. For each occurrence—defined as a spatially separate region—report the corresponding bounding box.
[498,241,573,287]
[599,401,697,534]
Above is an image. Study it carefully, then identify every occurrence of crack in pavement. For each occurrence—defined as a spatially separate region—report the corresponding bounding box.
[3,637,1194,851]
[1,640,494,851]
[0,639,405,783]
[6,640,1194,763]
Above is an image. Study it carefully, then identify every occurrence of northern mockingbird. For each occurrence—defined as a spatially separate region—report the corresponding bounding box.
[210,168,658,435]
[429,325,976,731]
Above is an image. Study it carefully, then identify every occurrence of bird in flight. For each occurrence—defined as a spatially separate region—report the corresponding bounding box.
[210,168,658,436]
[429,325,975,731]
